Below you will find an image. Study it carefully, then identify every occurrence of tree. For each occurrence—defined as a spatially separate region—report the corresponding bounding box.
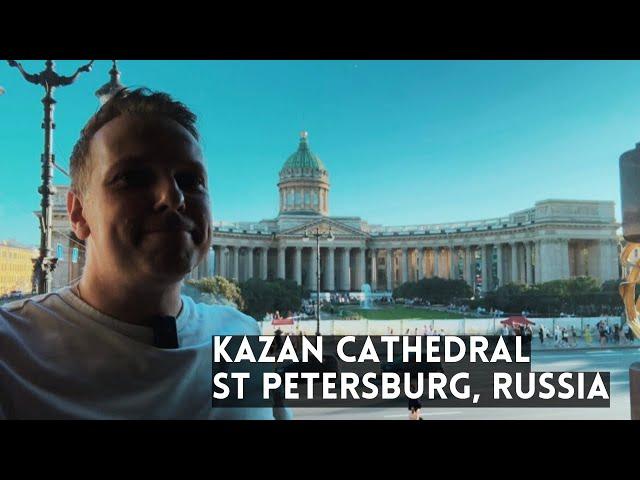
[240,278,303,321]
[184,276,245,310]
[394,277,473,305]
[480,276,624,316]
[601,279,623,292]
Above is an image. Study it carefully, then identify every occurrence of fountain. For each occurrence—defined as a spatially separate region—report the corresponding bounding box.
[360,283,373,309]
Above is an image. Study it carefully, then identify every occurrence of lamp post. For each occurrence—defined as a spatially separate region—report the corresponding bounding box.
[95,60,125,105]
[303,227,334,335]
[7,60,94,294]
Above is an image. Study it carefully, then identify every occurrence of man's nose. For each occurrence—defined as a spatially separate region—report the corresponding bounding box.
[154,176,186,212]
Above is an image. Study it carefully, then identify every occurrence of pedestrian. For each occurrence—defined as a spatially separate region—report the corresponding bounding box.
[539,325,545,345]
[570,325,577,347]
[599,322,607,347]
[584,324,592,345]
[623,323,631,344]
[407,378,423,420]
[562,327,569,347]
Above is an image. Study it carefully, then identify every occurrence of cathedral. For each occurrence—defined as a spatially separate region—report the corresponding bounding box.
[205,132,620,293]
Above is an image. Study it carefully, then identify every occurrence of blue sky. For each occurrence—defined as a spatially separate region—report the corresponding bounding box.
[2,60,640,247]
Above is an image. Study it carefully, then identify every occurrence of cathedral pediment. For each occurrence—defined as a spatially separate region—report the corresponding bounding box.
[278,218,369,238]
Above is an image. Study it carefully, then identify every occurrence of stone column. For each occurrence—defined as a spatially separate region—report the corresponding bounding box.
[294,247,302,285]
[261,247,268,280]
[448,247,455,280]
[386,249,393,291]
[401,248,409,284]
[370,248,378,290]
[463,246,470,285]
[213,246,220,276]
[357,247,366,289]
[534,240,541,284]
[433,247,440,277]
[327,247,336,291]
[321,247,329,291]
[221,247,229,278]
[342,247,351,291]
[417,248,424,280]
[510,242,518,284]
[599,239,619,282]
[247,247,254,280]
[586,241,600,280]
[481,245,489,292]
[496,243,503,287]
[277,247,285,279]
[539,239,551,283]
[468,247,476,287]
[309,246,318,291]
[560,239,571,279]
[232,247,239,281]
[525,242,533,284]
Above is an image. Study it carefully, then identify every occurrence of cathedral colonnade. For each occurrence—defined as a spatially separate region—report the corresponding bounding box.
[204,237,619,293]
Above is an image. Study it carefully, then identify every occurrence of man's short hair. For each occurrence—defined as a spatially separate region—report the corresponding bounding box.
[69,87,199,196]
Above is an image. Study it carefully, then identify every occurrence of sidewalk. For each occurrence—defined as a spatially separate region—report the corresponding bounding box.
[531,337,639,353]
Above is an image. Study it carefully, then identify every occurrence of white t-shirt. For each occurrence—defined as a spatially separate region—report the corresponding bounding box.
[0,286,290,420]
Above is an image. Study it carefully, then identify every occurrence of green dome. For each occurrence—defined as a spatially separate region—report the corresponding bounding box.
[281,132,326,172]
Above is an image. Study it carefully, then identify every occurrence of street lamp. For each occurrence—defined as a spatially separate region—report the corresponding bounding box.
[7,60,94,294]
[95,60,125,105]
[303,227,334,335]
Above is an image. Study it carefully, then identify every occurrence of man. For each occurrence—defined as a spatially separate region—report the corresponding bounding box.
[0,88,290,420]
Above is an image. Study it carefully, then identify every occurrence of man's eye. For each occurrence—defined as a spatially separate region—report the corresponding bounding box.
[112,170,150,188]
[176,172,206,191]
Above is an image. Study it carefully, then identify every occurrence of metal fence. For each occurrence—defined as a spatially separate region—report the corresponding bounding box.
[259,316,622,336]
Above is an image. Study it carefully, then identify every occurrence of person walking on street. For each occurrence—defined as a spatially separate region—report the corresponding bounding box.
[408,378,423,420]
[599,322,607,347]
[584,324,592,346]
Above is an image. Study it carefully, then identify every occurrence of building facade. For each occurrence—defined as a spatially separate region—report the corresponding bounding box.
[0,241,38,296]
[209,132,621,293]
[36,186,86,291]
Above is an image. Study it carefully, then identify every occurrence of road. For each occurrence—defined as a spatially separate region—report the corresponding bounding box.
[291,347,638,420]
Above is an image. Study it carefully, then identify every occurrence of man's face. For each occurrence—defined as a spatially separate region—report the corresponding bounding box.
[76,114,211,285]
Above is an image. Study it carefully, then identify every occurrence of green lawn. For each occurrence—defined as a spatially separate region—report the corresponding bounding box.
[336,305,465,320]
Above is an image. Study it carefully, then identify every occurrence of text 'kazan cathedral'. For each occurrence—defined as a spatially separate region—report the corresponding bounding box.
[200,132,621,294]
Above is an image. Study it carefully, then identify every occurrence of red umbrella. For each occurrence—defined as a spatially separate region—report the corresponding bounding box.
[500,316,536,327]
[272,316,294,325]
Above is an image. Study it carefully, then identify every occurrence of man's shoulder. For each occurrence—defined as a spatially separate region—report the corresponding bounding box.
[186,298,261,336]
[2,292,52,313]
[0,289,72,324]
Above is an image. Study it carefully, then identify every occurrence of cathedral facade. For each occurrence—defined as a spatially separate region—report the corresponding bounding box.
[206,132,621,293]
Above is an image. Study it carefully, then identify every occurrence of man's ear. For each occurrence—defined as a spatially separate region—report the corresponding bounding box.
[67,189,91,240]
